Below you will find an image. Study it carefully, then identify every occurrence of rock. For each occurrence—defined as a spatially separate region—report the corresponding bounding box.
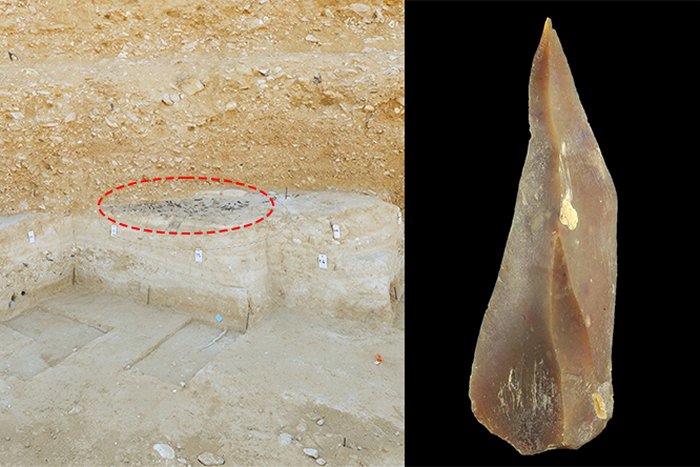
[303,447,319,459]
[177,458,188,465]
[374,7,384,23]
[316,418,325,426]
[349,3,371,15]
[305,34,320,44]
[105,117,118,128]
[153,443,175,460]
[469,18,617,455]
[10,111,23,119]
[316,459,327,466]
[279,432,293,446]
[364,36,384,44]
[162,93,181,105]
[64,112,76,123]
[67,405,82,415]
[225,102,238,111]
[197,451,225,466]
[177,77,206,96]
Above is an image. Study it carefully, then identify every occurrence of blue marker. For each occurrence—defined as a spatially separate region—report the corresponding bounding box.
[215,314,223,323]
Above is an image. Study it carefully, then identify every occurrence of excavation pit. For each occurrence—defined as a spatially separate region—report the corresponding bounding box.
[0,189,405,465]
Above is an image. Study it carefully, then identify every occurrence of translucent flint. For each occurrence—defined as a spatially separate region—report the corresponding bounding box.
[469,18,617,455]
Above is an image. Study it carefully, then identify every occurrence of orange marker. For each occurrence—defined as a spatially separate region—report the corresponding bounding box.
[375,354,383,365]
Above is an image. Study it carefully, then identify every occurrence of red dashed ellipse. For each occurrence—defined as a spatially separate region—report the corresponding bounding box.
[96,176,275,235]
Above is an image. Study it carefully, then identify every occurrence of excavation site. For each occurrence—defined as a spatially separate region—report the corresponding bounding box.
[0,1,404,465]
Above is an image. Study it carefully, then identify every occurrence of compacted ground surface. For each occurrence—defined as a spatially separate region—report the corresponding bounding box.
[0,286,404,466]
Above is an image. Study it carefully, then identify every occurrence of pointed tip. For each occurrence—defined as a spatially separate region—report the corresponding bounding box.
[541,18,553,45]
[530,16,581,135]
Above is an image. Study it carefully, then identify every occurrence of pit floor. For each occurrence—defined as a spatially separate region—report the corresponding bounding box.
[0,287,404,466]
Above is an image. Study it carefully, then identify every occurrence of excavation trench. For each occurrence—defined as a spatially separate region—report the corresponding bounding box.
[1,189,405,332]
[0,189,405,466]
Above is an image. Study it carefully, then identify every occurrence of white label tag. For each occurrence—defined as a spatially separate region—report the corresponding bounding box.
[28,231,35,243]
[195,249,203,263]
[111,225,118,237]
[398,211,402,225]
[332,224,341,239]
[318,254,328,269]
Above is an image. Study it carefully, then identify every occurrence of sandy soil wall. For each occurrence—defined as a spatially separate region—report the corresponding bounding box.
[1,190,404,328]
[0,1,404,216]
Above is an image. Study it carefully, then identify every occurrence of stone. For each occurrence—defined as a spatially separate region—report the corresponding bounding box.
[279,432,293,446]
[374,8,384,23]
[303,447,319,459]
[349,3,371,15]
[197,451,225,465]
[469,18,617,455]
[305,34,320,44]
[316,418,325,426]
[316,458,327,466]
[153,443,175,460]
[177,77,205,96]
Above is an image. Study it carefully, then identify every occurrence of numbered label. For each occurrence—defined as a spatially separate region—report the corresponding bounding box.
[28,231,35,243]
[194,248,203,263]
[318,254,328,270]
[332,224,341,239]
[111,225,118,237]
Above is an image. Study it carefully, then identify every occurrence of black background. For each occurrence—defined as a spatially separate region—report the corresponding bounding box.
[406,2,700,466]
